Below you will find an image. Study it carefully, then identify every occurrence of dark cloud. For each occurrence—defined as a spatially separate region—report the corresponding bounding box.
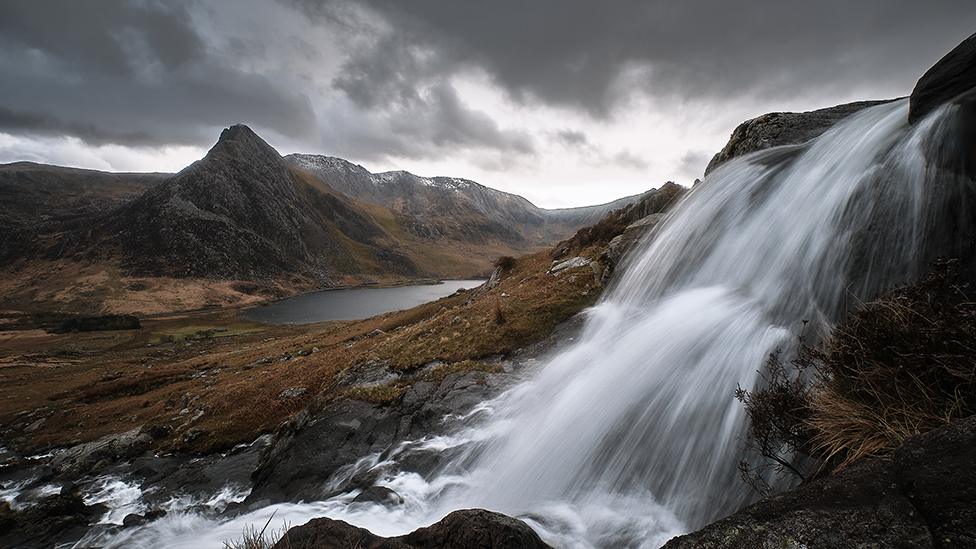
[554,129,589,147]
[0,107,155,146]
[300,0,976,117]
[318,82,534,164]
[4,0,976,178]
[0,0,315,148]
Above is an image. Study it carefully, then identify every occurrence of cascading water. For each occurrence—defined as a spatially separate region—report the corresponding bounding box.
[89,98,973,548]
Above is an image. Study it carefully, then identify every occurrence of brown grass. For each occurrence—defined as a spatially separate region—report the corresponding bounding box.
[738,259,976,483]
[807,261,976,468]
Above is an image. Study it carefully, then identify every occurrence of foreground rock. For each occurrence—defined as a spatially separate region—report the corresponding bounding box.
[0,487,106,548]
[705,100,891,174]
[272,509,550,549]
[909,32,976,123]
[663,415,976,548]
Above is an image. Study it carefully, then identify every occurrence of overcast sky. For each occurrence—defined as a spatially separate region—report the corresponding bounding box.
[1,1,974,207]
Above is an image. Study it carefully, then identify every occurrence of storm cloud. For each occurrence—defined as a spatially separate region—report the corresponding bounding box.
[309,0,976,115]
[0,0,316,148]
[1,1,975,206]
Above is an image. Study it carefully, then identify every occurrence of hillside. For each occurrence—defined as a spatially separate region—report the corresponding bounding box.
[287,153,646,245]
[0,162,166,264]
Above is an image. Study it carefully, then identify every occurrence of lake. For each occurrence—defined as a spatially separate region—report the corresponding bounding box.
[241,279,485,324]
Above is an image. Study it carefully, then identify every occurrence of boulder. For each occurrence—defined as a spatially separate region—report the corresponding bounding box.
[351,486,404,506]
[272,509,550,549]
[909,32,976,123]
[604,213,664,266]
[549,256,590,274]
[662,415,976,548]
[705,100,891,174]
[0,489,107,549]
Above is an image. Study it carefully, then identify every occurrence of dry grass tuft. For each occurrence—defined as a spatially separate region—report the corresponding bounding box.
[739,259,976,484]
[807,259,976,469]
[222,514,290,549]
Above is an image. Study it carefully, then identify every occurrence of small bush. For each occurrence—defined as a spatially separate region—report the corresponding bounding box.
[494,256,516,271]
[736,348,816,493]
[738,258,976,488]
[807,259,976,468]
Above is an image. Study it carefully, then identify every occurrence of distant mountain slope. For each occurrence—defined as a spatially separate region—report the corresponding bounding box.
[0,162,166,263]
[287,154,645,245]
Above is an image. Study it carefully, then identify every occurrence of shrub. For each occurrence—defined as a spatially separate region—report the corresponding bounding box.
[738,258,976,489]
[736,348,817,493]
[494,255,516,271]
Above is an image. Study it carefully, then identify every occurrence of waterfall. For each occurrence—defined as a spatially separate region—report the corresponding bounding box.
[91,99,972,548]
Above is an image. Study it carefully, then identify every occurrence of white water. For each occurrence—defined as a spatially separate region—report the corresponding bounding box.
[88,99,970,548]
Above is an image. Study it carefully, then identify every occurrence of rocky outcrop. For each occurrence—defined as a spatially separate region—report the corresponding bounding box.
[247,318,583,505]
[605,213,664,266]
[909,32,976,123]
[247,370,514,504]
[49,426,152,477]
[272,509,551,549]
[663,415,976,548]
[548,256,590,274]
[705,100,892,174]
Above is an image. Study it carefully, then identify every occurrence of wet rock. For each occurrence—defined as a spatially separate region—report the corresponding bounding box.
[351,486,404,506]
[0,491,107,549]
[248,371,511,504]
[123,508,167,527]
[894,415,976,547]
[909,32,976,124]
[49,427,152,477]
[272,509,550,549]
[663,415,976,548]
[549,256,590,274]
[604,213,664,267]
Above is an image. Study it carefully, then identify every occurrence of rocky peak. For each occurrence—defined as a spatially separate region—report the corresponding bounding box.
[204,124,282,164]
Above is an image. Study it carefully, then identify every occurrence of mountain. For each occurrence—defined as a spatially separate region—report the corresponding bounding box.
[287,153,645,245]
[0,125,651,313]
[102,125,416,281]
